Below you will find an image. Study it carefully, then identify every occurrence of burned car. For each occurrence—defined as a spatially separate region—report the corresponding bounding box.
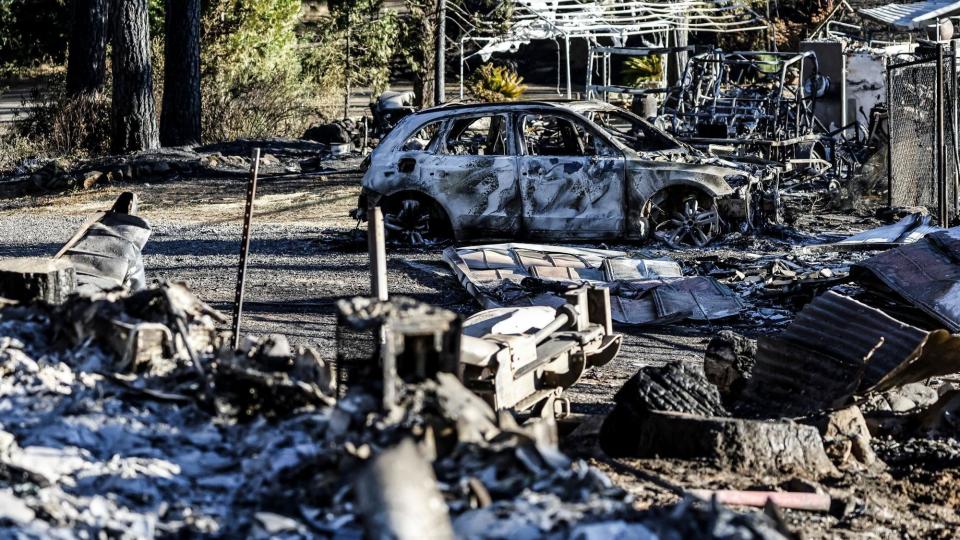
[353,100,766,247]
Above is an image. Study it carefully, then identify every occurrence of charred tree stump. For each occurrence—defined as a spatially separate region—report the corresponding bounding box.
[111,0,159,153]
[66,0,109,95]
[160,0,201,146]
[0,258,76,304]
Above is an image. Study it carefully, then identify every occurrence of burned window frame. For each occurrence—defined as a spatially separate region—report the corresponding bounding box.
[515,111,621,158]
[399,119,445,153]
[438,113,513,157]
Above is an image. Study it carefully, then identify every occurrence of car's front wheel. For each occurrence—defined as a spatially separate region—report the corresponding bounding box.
[645,188,720,248]
[380,197,451,246]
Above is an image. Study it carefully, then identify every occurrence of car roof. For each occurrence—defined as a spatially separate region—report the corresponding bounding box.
[417,99,605,115]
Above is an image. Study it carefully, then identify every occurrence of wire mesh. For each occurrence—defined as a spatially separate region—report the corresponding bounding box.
[887,50,958,220]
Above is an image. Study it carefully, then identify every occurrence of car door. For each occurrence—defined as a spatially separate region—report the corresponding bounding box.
[424,113,521,239]
[517,112,625,239]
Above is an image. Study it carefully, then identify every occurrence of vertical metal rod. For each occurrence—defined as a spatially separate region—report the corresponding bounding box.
[344,10,351,120]
[938,43,948,225]
[565,36,572,99]
[435,0,446,104]
[232,148,260,349]
[369,205,388,301]
[887,59,893,209]
[459,39,465,100]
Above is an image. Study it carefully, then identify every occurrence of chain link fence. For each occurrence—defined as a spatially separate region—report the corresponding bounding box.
[887,48,959,222]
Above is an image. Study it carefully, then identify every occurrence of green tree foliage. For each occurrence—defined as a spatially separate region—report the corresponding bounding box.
[0,0,69,70]
[467,63,526,102]
[302,0,399,101]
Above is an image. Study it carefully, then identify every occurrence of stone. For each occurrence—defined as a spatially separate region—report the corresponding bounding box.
[704,330,757,403]
[626,411,837,477]
[808,405,878,467]
[81,170,103,189]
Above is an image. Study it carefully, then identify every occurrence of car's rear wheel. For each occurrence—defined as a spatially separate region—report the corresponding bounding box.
[380,196,450,246]
[645,189,720,248]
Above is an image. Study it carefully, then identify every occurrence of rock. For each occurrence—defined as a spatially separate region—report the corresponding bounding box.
[81,170,103,189]
[808,405,878,467]
[151,160,171,175]
[624,410,838,477]
[704,330,756,403]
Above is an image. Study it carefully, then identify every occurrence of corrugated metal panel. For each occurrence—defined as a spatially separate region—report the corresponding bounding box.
[782,291,928,391]
[742,337,865,418]
[859,1,960,29]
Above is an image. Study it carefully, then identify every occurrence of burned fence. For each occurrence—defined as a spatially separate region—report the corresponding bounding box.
[887,45,959,223]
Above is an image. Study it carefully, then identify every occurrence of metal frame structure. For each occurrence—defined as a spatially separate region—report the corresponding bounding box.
[457,0,769,99]
[663,50,824,165]
[585,44,698,101]
[886,42,960,223]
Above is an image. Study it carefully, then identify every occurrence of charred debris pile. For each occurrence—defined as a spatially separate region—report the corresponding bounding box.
[0,282,807,538]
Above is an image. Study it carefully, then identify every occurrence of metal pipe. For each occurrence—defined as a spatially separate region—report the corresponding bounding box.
[232,148,260,349]
[565,36,572,99]
[938,43,948,225]
[369,205,388,301]
[689,489,832,512]
[435,0,446,104]
[533,311,572,345]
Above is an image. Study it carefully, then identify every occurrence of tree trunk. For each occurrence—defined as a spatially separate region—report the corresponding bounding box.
[111,0,159,153]
[160,0,201,146]
[66,0,109,95]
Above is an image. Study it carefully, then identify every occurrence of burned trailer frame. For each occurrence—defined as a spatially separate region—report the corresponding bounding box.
[663,50,831,171]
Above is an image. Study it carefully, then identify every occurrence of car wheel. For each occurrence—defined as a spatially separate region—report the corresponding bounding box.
[647,190,720,248]
[381,198,448,246]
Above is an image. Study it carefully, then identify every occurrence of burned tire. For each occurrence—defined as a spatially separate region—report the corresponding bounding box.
[645,188,720,248]
[380,196,451,246]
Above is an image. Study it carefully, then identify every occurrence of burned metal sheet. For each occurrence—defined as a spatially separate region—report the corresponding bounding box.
[816,213,943,251]
[443,243,744,325]
[739,291,960,417]
[853,227,960,332]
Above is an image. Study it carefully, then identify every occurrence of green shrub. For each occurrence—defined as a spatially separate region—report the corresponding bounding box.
[621,55,663,87]
[467,63,527,102]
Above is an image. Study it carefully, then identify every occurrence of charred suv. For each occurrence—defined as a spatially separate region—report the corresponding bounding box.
[353,101,770,247]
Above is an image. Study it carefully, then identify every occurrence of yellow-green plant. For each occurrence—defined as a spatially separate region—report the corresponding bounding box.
[467,63,527,102]
[621,55,663,87]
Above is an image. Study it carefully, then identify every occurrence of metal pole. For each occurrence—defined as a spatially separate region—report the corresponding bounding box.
[232,148,260,349]
[565,35,572,99]
[887,59,893,209]
[459,38,464,100]
[369,205,388,301]
[344,10,351,119]
[938,43,948,225]
[435,0,446,104]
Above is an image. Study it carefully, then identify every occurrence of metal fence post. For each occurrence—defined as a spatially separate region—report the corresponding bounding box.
[887,59,893,209]
[938,43,948,225]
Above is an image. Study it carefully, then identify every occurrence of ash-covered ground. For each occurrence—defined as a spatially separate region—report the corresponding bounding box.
[0,147,957,538]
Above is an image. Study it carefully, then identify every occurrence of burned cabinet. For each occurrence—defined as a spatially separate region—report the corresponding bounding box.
[517,113,626,238]
[427,114,522,238]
